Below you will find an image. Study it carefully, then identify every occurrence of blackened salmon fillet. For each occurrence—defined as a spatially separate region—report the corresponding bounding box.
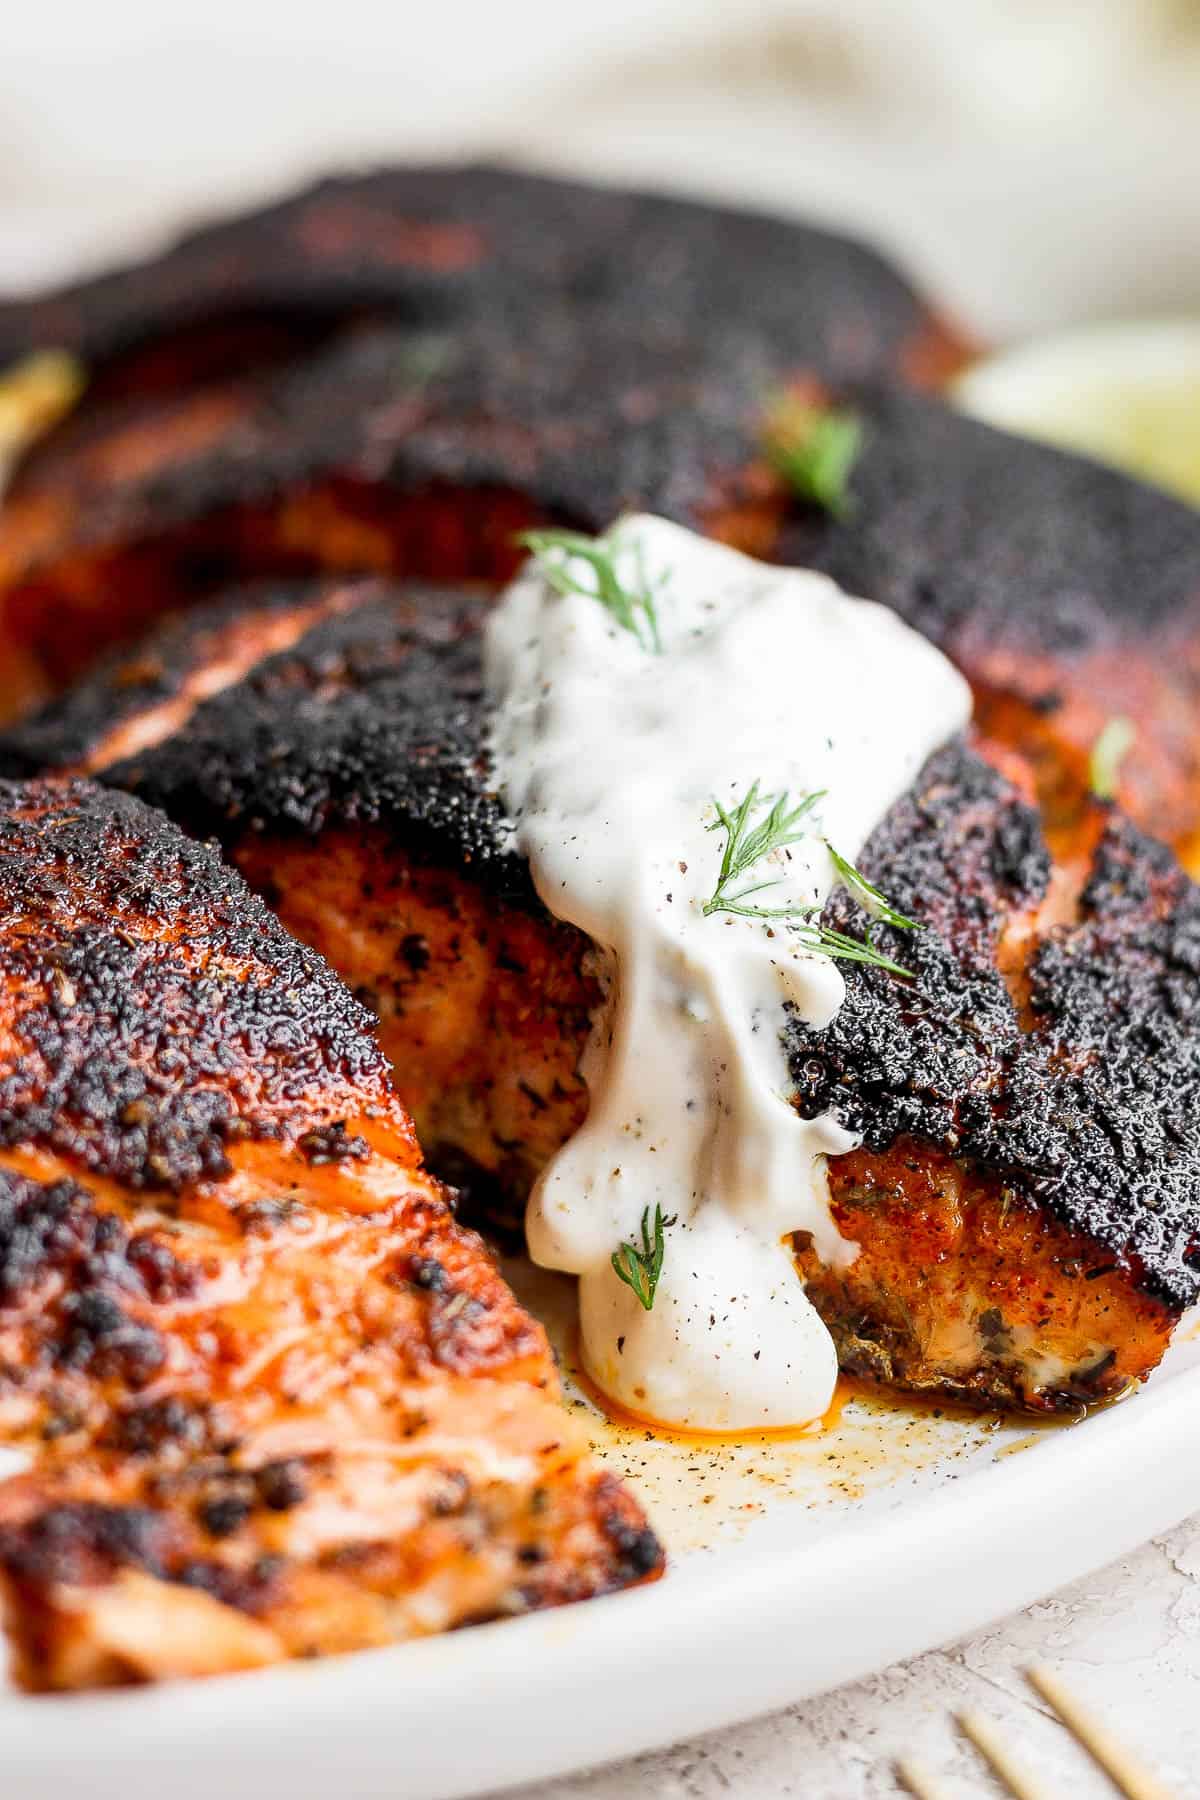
[0,164,964,703]
[0,164,964,393]
[6,169,1193,867]
[0,776,660,1690]
[8,584,1199,1416]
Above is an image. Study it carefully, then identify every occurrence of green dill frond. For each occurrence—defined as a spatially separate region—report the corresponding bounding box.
[1089,715,1135,800]
[824,843,919,933]
[791,921,914,977]
[611,1204,675,1311]
[702,780,824,917]
[701,781,917,977]
[764,394,862,518]
[517,528,663,654]
[394,333,453,388]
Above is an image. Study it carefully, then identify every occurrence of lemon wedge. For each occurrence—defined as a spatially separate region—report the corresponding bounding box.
[954,320,1200,507]
[0,349,85,470]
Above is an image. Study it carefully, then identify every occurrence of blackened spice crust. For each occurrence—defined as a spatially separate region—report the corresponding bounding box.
[86,585,530,898]
[0,163,952,389]
[793,383,1200,658]
[0,581,335,777]
[0,164,961,688]
[0,776,391,1188]
[787,741,1200,1308]
[11,604,1200,1312]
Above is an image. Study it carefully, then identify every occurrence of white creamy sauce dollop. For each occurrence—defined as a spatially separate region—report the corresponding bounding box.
[484,516,970,1431]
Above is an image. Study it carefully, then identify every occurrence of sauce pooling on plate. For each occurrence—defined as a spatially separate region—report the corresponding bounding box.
[485,516,970,1430]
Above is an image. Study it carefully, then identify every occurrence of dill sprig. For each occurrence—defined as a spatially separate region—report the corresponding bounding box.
[702,781,824,918]
[701,781,917,977]
[1089,715,1135,800]
[612,1204,675,1311]
[825,843,919,934]
[517,528,663,654]
[764,394,862,518]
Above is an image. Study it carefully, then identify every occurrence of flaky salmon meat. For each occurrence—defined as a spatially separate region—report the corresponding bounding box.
[0,777,660,1691]
[10,585,1200,1416]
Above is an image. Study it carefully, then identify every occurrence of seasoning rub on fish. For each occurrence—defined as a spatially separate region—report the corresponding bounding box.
[12,569,1200,1417]
[0,778,660,1690]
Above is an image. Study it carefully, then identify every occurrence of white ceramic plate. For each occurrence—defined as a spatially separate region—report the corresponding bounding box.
[5,1265,1200,1800]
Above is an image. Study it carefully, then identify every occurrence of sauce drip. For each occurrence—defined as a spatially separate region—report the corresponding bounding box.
[485,516,970,1430]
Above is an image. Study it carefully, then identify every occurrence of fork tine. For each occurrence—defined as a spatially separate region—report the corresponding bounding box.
[895,1755,954,1800]
[1026,1665,1179,1800]
[958,1709,1056,1800]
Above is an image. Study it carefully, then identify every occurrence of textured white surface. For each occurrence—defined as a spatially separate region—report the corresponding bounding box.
[513,1520,1200,1797]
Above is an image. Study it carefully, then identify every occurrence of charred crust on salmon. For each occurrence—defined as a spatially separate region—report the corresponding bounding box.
[14,589,1200,1417]
[0,777,393,1186]
[0,578,361,775]
[783,384,1200,854]
[0,167,962,703]
[0,164,961,391]
[801,385,1200,654]
[0,775,661,1688]
[87,587,529,896]
[787,742,1200,1312]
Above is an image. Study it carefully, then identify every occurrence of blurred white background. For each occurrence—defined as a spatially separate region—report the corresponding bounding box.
[2,0,1200,337]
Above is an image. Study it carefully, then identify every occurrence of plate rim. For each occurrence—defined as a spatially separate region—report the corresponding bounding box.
[5,1356,1200,1800]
